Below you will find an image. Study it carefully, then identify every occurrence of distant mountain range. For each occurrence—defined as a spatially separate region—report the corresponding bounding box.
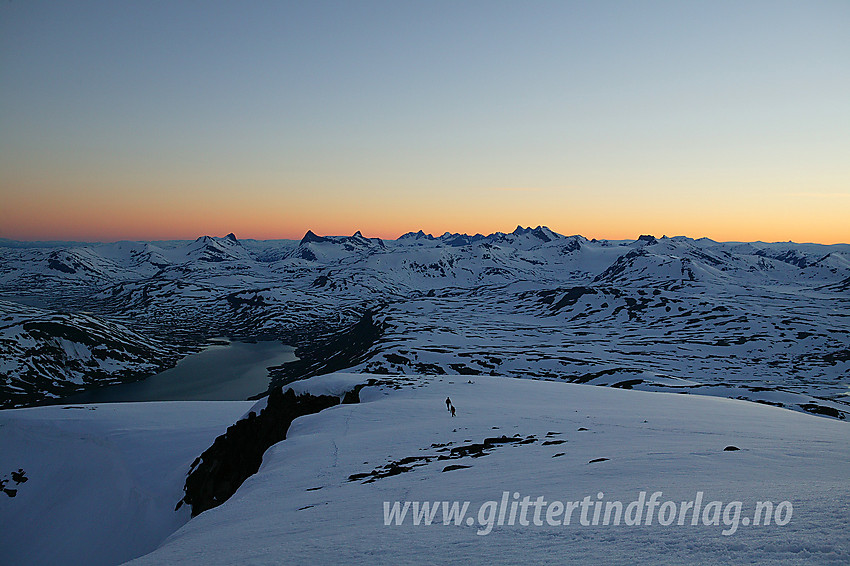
[1,227,848,417]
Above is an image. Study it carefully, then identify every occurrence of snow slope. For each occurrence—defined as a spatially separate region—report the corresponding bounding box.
[0,401,253,566]
[127,373,849,565]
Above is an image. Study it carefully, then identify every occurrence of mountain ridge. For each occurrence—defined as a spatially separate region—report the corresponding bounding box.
[1,227,848,415]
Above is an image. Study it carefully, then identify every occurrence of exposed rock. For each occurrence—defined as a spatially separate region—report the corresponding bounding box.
[179,388,342,516]
[442,464,472,472]
[270,310,384,389]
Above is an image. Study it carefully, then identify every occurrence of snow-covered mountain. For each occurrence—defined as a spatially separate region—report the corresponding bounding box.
[1,228,848,417]
[2,373,847,565]
[0,300,182,407]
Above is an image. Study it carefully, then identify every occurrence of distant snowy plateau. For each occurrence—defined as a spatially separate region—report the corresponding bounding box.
[1,227,848,416]
[1,227,849,564]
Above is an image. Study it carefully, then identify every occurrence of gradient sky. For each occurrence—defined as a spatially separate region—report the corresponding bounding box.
[1,1,848,243]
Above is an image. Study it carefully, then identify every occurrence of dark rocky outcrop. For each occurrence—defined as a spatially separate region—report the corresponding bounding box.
[179,388,342,517]
[798,404,845,420]
[47,257,76,273]
[269,310,384,389]
[1,469,27,498]
[348,434,539,484]
[755,249,809,268]
[536,286,597,312]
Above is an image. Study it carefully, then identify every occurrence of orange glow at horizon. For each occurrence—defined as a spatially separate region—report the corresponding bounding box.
[2,183,847,244]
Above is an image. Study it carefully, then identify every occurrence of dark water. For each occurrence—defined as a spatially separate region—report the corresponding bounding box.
[0,294,51,308]
[62,341,297,404]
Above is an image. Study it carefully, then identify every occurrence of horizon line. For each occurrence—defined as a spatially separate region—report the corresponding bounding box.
[1,228,847,247]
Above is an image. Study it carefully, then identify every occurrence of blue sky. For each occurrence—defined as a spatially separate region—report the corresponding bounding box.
[1,1,848,242]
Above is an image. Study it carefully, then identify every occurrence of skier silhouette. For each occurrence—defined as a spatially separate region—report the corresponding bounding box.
[450,405,456,417]
[445,397,452,411]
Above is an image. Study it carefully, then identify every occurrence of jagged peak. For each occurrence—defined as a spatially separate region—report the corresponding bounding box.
[300,230,329,245]
[509,225,559,242]
[399,230,435,240]
[531,225,558,241]
[193,234,239,246]
[441,233,485,247]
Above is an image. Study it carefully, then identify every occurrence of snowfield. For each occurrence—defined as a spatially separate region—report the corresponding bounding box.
[115,373,849,565]
[0,401,253,566]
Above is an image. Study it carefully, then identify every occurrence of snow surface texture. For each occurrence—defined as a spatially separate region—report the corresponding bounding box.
[125,373,849,565]
[0,401,252,566]
[1,229,849,417]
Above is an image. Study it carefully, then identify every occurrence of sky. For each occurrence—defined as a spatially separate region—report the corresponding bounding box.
[1,1,848,243]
